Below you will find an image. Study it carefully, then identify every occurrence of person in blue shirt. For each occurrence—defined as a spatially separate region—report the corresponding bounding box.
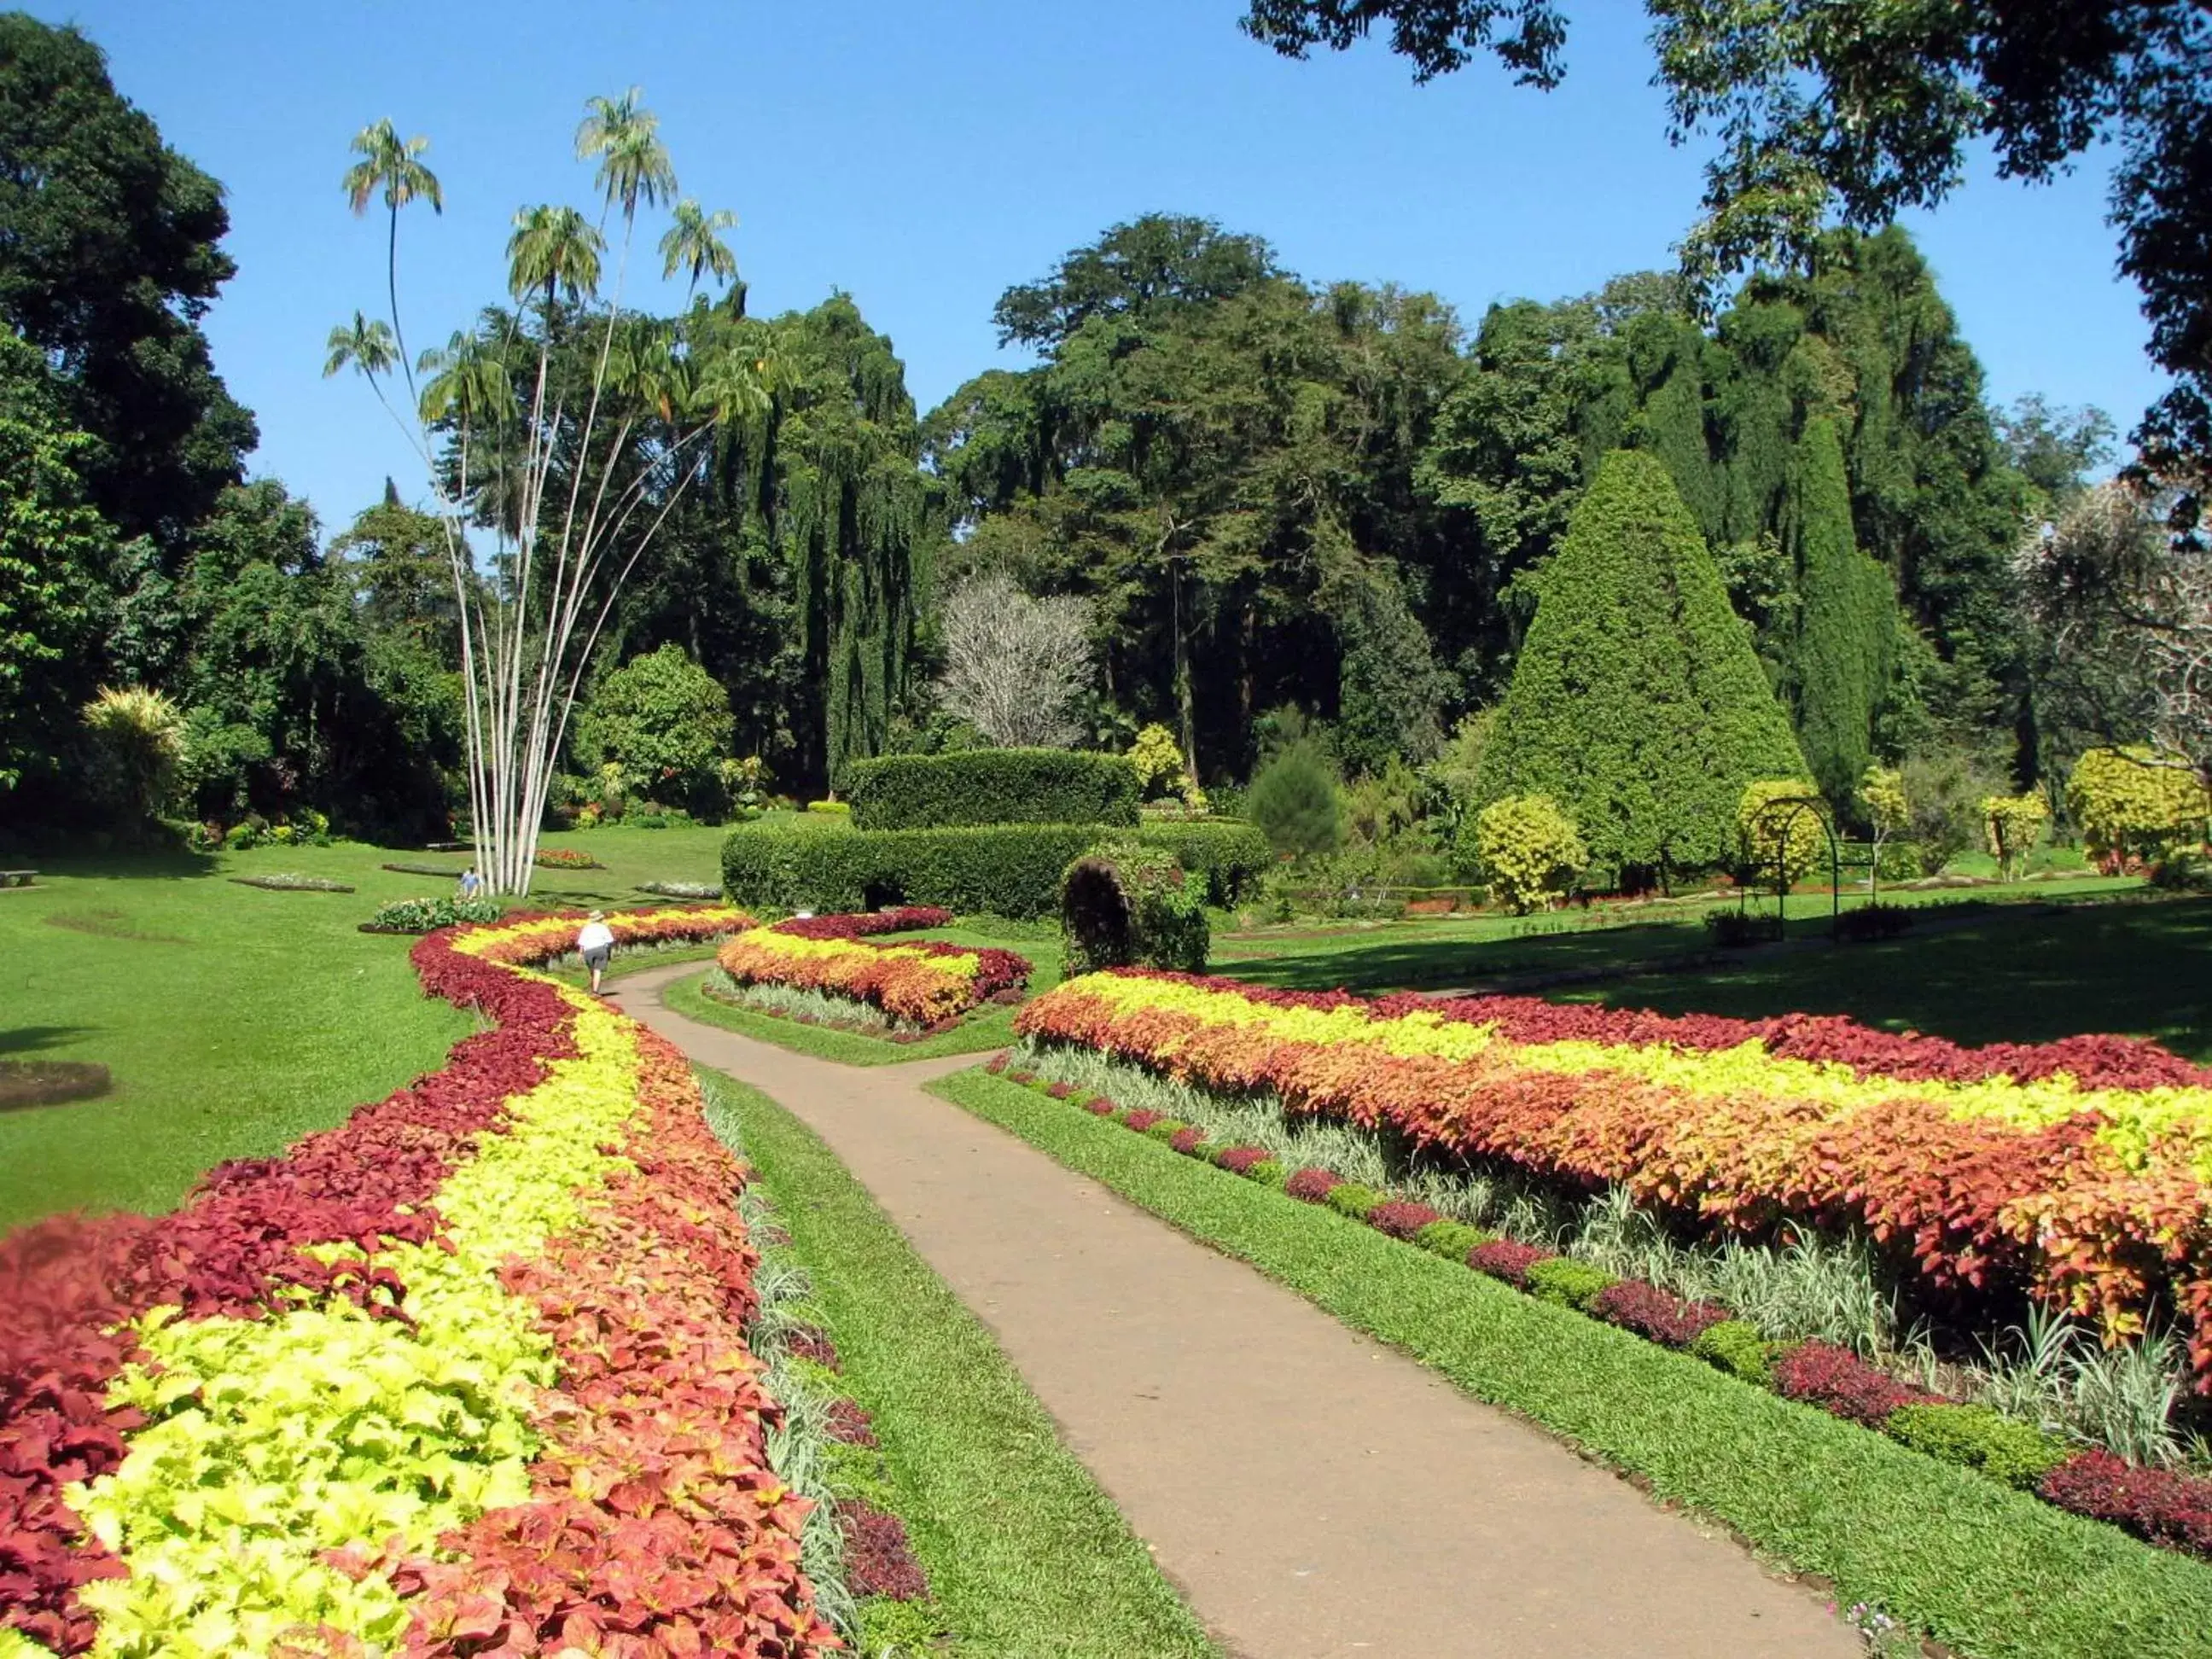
[457,867,482,901]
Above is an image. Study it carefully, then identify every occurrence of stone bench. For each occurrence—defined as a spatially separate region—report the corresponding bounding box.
[0,870,37,888]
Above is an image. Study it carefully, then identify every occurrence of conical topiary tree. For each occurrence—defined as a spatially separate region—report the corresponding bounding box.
[1475,448,1809,883]
[1784,415,1895,803]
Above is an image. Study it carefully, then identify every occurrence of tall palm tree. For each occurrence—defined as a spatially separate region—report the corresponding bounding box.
[659,199,739,297]
[341,119,443,400]
[506,205,604,317]
[575,88,677,230]
[322,311,397,381]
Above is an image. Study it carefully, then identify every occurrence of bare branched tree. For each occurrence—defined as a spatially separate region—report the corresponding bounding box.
[327,96,755,894]
[2017,480,2212,788]
[933,573,1093,748]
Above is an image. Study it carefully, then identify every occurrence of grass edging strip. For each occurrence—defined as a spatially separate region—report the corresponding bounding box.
[933,1068,2212,1659]
[697,1065,1220,1659]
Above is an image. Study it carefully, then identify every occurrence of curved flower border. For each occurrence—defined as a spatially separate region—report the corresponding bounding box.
[1,905,841,1656]
[717,911,1030,1028]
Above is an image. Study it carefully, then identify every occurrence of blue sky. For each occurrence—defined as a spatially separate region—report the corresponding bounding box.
[35,0,2163,535]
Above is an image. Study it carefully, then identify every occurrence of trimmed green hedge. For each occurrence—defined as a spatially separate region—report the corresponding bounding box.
[722,819,1272,918]
[841,749,1140,831]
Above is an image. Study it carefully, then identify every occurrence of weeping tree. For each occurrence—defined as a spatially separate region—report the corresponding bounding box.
[325,91,759,893]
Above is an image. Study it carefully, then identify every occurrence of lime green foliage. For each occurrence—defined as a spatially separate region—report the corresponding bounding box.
[1476,450,1808,882]
[1982,793,2051,881]
[1323,1182,1383,1220]
[1468,794,1587,912]
[1415,1220,1495,1260]
[1884,1404,2073,1492]
[1784,416,1896,801]
[1128,723,1201,806]
[859,1596,958,1655]
[1737,779,1829,884]
[1145,1118,1192,1142]
[79,685,187,823]
[1249,1159,1286,1188]
[1860,764,1910,890]
[2068,748,2210,864]
[1246,740,1342,858]
[941,1069,2212,1659]
[840,748,1140,830]
[71,1002,640,1649]
[1523,1257,1620,1310]
[578,642,736,813]
[701,1072,1220,1657]
[1689,1318,1774,1385]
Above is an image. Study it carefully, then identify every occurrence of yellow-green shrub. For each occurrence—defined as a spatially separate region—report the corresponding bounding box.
[1470,794,1586,912]
[2066,746,2209,866]
[1736,779,1828,886]
[1982,792,2050,880]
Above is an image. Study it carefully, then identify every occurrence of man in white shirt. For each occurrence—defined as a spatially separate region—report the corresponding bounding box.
[576,910,616,994]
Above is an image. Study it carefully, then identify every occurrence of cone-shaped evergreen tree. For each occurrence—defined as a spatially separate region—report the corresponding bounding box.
[1476,449,1808,881]
[1784,416,1896,801]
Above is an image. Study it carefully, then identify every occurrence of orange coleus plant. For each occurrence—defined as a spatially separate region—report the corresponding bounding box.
[1017,969,2212,1389]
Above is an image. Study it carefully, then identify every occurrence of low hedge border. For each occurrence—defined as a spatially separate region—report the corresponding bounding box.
[982,1054,2212,1560]
[721,820,1269,918]
[940,1062,2212,1659]
[841,749,1140,831]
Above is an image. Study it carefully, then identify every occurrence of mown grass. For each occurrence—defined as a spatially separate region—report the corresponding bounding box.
[661,926,1066,1068]
[0,825,736,1231]
[698,1068,1218,1659]
[934,1068,2212,1659]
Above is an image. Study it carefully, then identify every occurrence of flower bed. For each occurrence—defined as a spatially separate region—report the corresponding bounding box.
[1016,969,2212,1391]
[716,914,1028,1028]
[532,847,604,870]
[0,905,831,1656]
[983,1051,2212,1564]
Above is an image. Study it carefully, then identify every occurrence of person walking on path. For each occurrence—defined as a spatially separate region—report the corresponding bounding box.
[576,910,615,994]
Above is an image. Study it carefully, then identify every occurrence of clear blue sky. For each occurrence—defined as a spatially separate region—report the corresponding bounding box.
[33,0,2165,537]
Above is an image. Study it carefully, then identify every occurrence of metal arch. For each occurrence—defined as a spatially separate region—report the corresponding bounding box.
[1744,794,1841,938]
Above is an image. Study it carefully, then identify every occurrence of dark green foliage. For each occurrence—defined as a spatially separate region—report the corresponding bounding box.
[1323,1183,1383,1220]
[0,15,255,551]
[1247,741,1343,858]
[1783,417,1895,801]
[1883,1404,2073,1493]
[1125,819,1272,905]
[724,818,1263,918]
[723,822,1100,917]
[1689,1318,1774,1385]
[1332,568,1450,773]
[1476,451,1808,882]
[577,643,736,817]
[841,748,1139,830]
[1522,1257,1621,1310]
[1060,842,1211,975]
[0,338,114,792]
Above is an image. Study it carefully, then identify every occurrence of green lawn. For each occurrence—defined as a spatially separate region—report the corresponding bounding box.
[663,924,1066,1067]
[0,824,736,1230]
[701,1070,1217,1657]
[935,1068,2212,1659]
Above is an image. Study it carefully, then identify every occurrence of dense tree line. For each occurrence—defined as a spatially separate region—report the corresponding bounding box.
[0,10,2172,873]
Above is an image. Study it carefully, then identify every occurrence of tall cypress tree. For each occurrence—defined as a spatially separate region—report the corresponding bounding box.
[1475,449,1807,882]
[1783,416,1896,801]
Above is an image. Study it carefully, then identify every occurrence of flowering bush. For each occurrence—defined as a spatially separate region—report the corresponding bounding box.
[716,918,1029,1027]
[531,846,605,870]
[1016,969,2212,1388]
[0,906,831,1656]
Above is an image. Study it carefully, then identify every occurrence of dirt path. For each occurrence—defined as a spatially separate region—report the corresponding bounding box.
[612,964,1859,1659]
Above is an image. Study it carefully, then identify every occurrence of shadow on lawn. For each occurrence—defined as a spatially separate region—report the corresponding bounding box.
[1225,918,1709,992]
[0,1025,100,1056]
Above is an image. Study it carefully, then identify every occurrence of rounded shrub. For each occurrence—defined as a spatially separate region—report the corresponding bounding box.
[1467,794,1587,912]
[1522,1257,1621,1310]
[1883,1402,2073,1490]
[1736,780,1827,887]
[1689,1318,1774,1385]
[840,748,1139,830]
[1247,740,1342,858]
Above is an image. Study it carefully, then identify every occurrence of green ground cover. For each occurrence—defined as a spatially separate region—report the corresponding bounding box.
[0,826,734,1229]
[703,1068,1218,1658]
[664,924,1066,1067]
[934,1068,2212,1659]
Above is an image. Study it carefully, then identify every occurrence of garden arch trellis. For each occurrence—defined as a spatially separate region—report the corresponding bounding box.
[1743,793,1842,938]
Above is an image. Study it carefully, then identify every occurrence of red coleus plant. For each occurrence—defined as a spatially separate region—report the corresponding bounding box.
[1365,1201,1444,1241]
[1770,1341,1940,1426]
[1284,1167,1342,1203]
[2040,1450,2212,1557]
[771,907,952,940]
[1586,1281,1731,1349]
[1467,1239,1556,1284]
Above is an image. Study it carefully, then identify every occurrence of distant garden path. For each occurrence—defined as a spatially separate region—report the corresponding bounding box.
[614,963,1859,1659]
